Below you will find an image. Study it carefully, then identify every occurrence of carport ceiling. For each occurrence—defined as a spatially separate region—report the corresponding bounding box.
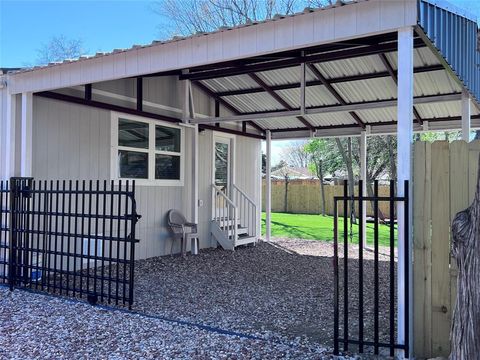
[180,31,479,139]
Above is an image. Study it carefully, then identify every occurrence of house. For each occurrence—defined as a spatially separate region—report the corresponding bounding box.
[0,0,479,357]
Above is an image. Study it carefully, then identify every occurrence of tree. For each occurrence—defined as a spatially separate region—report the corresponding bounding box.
[271,160,288,172]
[335,137,357,222]
[262,153,267,173]
[305,139,338,216]
[282,140,309,168]
[36,35,86,65]
[153,0,336,37]
[450,154,480,359]
[351,135,396,220]
[275,165,292,212]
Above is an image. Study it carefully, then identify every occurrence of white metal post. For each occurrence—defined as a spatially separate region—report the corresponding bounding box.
[4,93,17,179]
[21,92,33,177]
[265,130,272,242]
[360,131,367,249]
[192,125,199,224]
[461,89,471,142]
[397,26,414,357]
[182,77,191,122]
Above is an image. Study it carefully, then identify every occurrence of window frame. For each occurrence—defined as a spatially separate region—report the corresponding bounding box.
[111,112,184,186]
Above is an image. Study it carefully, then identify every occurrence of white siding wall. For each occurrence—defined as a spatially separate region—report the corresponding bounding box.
[0,87,6,180]
[31,85,261,260]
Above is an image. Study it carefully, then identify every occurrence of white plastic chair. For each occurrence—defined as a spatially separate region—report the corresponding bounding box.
[167,209,199,256]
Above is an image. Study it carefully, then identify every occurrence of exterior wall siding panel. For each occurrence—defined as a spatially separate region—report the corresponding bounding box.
[0,86,6,179]
[31,95,260,260]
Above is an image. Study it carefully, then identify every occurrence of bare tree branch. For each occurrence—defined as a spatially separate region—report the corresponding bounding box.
[36,35,86,65]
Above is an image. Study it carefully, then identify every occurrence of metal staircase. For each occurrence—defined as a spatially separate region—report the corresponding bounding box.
[211,184,257,250]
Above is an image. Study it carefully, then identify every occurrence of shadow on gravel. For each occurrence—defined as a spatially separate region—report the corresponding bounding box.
[129,240,396,353]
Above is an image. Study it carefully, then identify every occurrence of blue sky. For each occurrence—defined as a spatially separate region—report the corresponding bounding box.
[0,0,161,67]
[1,0,479,68]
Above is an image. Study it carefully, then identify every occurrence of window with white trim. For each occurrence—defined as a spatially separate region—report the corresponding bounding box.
[112,113,184,185]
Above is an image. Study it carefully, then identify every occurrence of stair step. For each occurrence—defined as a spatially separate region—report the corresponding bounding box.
[235,236,257,246]
[224,226,248,236]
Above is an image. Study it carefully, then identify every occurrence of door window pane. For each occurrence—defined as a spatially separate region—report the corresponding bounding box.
[156,125,180,152]
[215,142,229,189]
[118,119,149,149]
[155,154,180,180]
[118,150,148,179]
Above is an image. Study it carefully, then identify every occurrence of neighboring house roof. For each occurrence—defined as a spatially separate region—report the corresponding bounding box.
[270,166,315,179]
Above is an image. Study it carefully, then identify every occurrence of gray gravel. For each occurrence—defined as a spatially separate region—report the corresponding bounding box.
[132,238,396,356]
[0,287,337,359]
[0,238,395,359]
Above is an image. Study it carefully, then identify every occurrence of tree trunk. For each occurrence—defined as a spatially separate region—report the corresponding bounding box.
[284,176,289,213]
[387,135,396,182]
[336,138,356,223]
[450,155,480,359]
[319,161,326,216]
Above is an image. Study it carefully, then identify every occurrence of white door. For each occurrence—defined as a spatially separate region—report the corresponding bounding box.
[213,135,234,216]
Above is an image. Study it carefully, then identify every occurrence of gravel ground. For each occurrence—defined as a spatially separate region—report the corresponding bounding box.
[0,238,396,359]
[132,238,397,356]
[0,287,356,359]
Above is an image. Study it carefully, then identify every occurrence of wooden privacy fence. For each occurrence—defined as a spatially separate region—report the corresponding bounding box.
[413,140,480,358]
[262,179,394,218]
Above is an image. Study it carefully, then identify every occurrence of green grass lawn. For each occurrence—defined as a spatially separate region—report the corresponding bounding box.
[261,212,397,247]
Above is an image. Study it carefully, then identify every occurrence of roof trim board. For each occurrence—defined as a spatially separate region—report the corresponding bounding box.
[6,0,418,94]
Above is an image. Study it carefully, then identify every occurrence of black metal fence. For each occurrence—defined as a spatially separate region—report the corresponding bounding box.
[0,178,140,308]
[333,180,409,357]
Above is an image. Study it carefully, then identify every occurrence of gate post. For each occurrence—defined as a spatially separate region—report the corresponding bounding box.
[8,177,33,290]
[8,178,19,290]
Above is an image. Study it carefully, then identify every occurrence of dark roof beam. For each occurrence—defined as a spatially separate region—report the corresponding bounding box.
[180,38,426,81]
[211,64,444,97]
[248,73,316,131]
[269,114,480,133]
[193,81,265,134]
[306,63,365,129]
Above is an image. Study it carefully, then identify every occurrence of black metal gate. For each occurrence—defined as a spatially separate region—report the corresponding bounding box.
[0,177,140,308]
[333,180,409,357]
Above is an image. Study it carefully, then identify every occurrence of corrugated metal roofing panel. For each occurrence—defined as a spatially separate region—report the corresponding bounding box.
[414,70,461,96]
[355,107,397,123]
[258,66,316,86]
[276,86,339,108]
[224,92,284,113]
[307,112,358,127]
[415,100,463,119]
[332,78,397,103]
[201,75,258,92]
[260,116,306,130]
[313,54,386,79]
[306,85,341,107]
[384,47,441,69]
